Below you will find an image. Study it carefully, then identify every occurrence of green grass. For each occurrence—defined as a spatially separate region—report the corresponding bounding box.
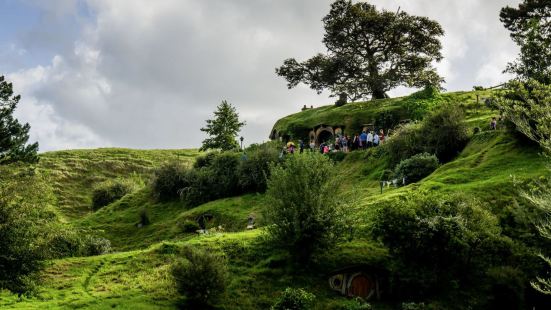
[37,148,199,219]
[2,89,548,309]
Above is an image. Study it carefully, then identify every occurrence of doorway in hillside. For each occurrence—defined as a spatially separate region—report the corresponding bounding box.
[317,129,334,145]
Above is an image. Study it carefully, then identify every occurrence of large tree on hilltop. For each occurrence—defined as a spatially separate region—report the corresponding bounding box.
[0,76,38,164]
[200,100,245,152]
[500,0,551,84]
[276,0,444,101]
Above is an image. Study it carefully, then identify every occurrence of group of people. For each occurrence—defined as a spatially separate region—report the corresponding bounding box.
[283,129,387,155]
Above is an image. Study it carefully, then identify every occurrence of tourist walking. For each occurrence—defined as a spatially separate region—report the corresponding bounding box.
[490,117,497,130]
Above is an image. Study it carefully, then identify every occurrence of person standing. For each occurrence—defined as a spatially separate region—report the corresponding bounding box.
[379,129,385,144]
[360,131,368,150]
[366,131,373,148]
[342,135,348,152]
[373,132,380,146]
[490,117,497,130]
[299,140,305,154]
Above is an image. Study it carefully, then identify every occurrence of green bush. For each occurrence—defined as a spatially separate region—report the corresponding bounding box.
[394,153,439,184]
[84,236,111,256]
[264,153,349,262]
[172,246,228,306]
[238,144,280,193]
[206,152,241,198]
[402,86,442,121]
[180,220,200,233]
[151,162,188,202]
[139,208,150,226]
[271,287,315,310]
[193,152,216,169]
[327,151,348,162]
[329,298,372,310]
[384,104,468,165]
[486,266,526,310]
[383,123,423,165]
[371,193,511,299]
[419,104,469,162]
[92,179,134,210]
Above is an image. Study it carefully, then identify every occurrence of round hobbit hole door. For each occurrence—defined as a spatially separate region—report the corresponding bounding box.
[348,274,374,299]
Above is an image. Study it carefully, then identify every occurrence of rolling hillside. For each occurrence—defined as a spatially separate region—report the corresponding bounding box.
[1,90,549,309]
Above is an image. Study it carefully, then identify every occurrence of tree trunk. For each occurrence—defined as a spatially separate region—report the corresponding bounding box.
[372,88,388,99]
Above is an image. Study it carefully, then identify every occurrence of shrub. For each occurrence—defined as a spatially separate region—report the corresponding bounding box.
[206,152,241,198]
[383,123,423,165]
[172,246,228,306]
[486,266,526,310]
[271,287,315,310]
[238,144,280,193]
[419,104,469,162]
[92,179,134,210]
[193,152,216,169]
[402,86,442,121]
[327,151,347,163]
[139,208,150,226]
[371,193,510,299]
[384,104,468,164]
[394,153,439,184]
[84,236,111,256]
[180,220,200,233]
[151,162,188,201]
[264,153,349,262]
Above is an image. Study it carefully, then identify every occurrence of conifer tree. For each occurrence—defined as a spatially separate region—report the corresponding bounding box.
[200,100,245,151]
[0,76,38,164]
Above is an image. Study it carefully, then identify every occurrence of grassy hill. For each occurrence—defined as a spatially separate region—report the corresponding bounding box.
[1,90,549,309]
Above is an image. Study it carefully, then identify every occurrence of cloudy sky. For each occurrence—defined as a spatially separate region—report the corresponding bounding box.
[0,0,520,151]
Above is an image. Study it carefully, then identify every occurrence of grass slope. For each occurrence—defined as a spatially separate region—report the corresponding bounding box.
[37,148,199,219]
[2,89,548,309]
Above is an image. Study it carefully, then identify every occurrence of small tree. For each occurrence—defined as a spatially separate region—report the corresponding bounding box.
[200,100,245,151]
[276,0,444,101]
[500,0,551,84]
[0,76,38,164]
[264,153,348,262]
[171,246,228,306]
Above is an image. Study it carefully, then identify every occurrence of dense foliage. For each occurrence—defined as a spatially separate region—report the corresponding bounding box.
[271,288,315,310]
[0,167,60,293]
[237,144,280,192]
[371,193,516,305]
[276,0,444,100]
[151,161,189,201]
[264,153,348,262]
[384,104,469,165]
[200,100,245,151]
[172,246,228,306]
[500,0,551,84]
[393,153,440,184]
[92,179,135,210]
[0,76,38,164]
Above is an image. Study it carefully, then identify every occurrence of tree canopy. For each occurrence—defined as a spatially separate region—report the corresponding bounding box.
[276,0,444,101]
[199,100,245,152]
[0,75,38,164]
[500,0,551,84]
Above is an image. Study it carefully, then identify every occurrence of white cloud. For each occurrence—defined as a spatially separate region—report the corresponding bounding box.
[5,0,522,151]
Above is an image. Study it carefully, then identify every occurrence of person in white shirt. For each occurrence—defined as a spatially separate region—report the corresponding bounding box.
[373,132,380,146]
[366,131,373,148]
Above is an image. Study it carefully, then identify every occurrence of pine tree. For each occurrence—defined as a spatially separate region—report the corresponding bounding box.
[0,75,39,164]
[200,100,245,152]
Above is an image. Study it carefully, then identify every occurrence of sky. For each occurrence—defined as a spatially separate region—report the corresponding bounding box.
[0,0,520,151]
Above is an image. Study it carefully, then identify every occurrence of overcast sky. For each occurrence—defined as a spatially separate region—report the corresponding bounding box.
[0,0,520,151]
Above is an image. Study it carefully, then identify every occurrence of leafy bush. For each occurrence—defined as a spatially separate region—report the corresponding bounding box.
[394,153,439,184]
[327,151,347,162]
[371,193,511,299]
[271,287,315,310]
[486,266,526,310]
[264,153,349,262]
[180,220,200,233]
[402,86,442,121]
[384,104,468,165]
[151,161,188,201]
[92,179,134,210]
[193,152,216,169]
[84,236,111,256]
[206,152,241,198]
[419,104,469,162]
[238,144,280,193]
[172,246,228,306]
[329,298,372,310]
[139,208,150,226]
